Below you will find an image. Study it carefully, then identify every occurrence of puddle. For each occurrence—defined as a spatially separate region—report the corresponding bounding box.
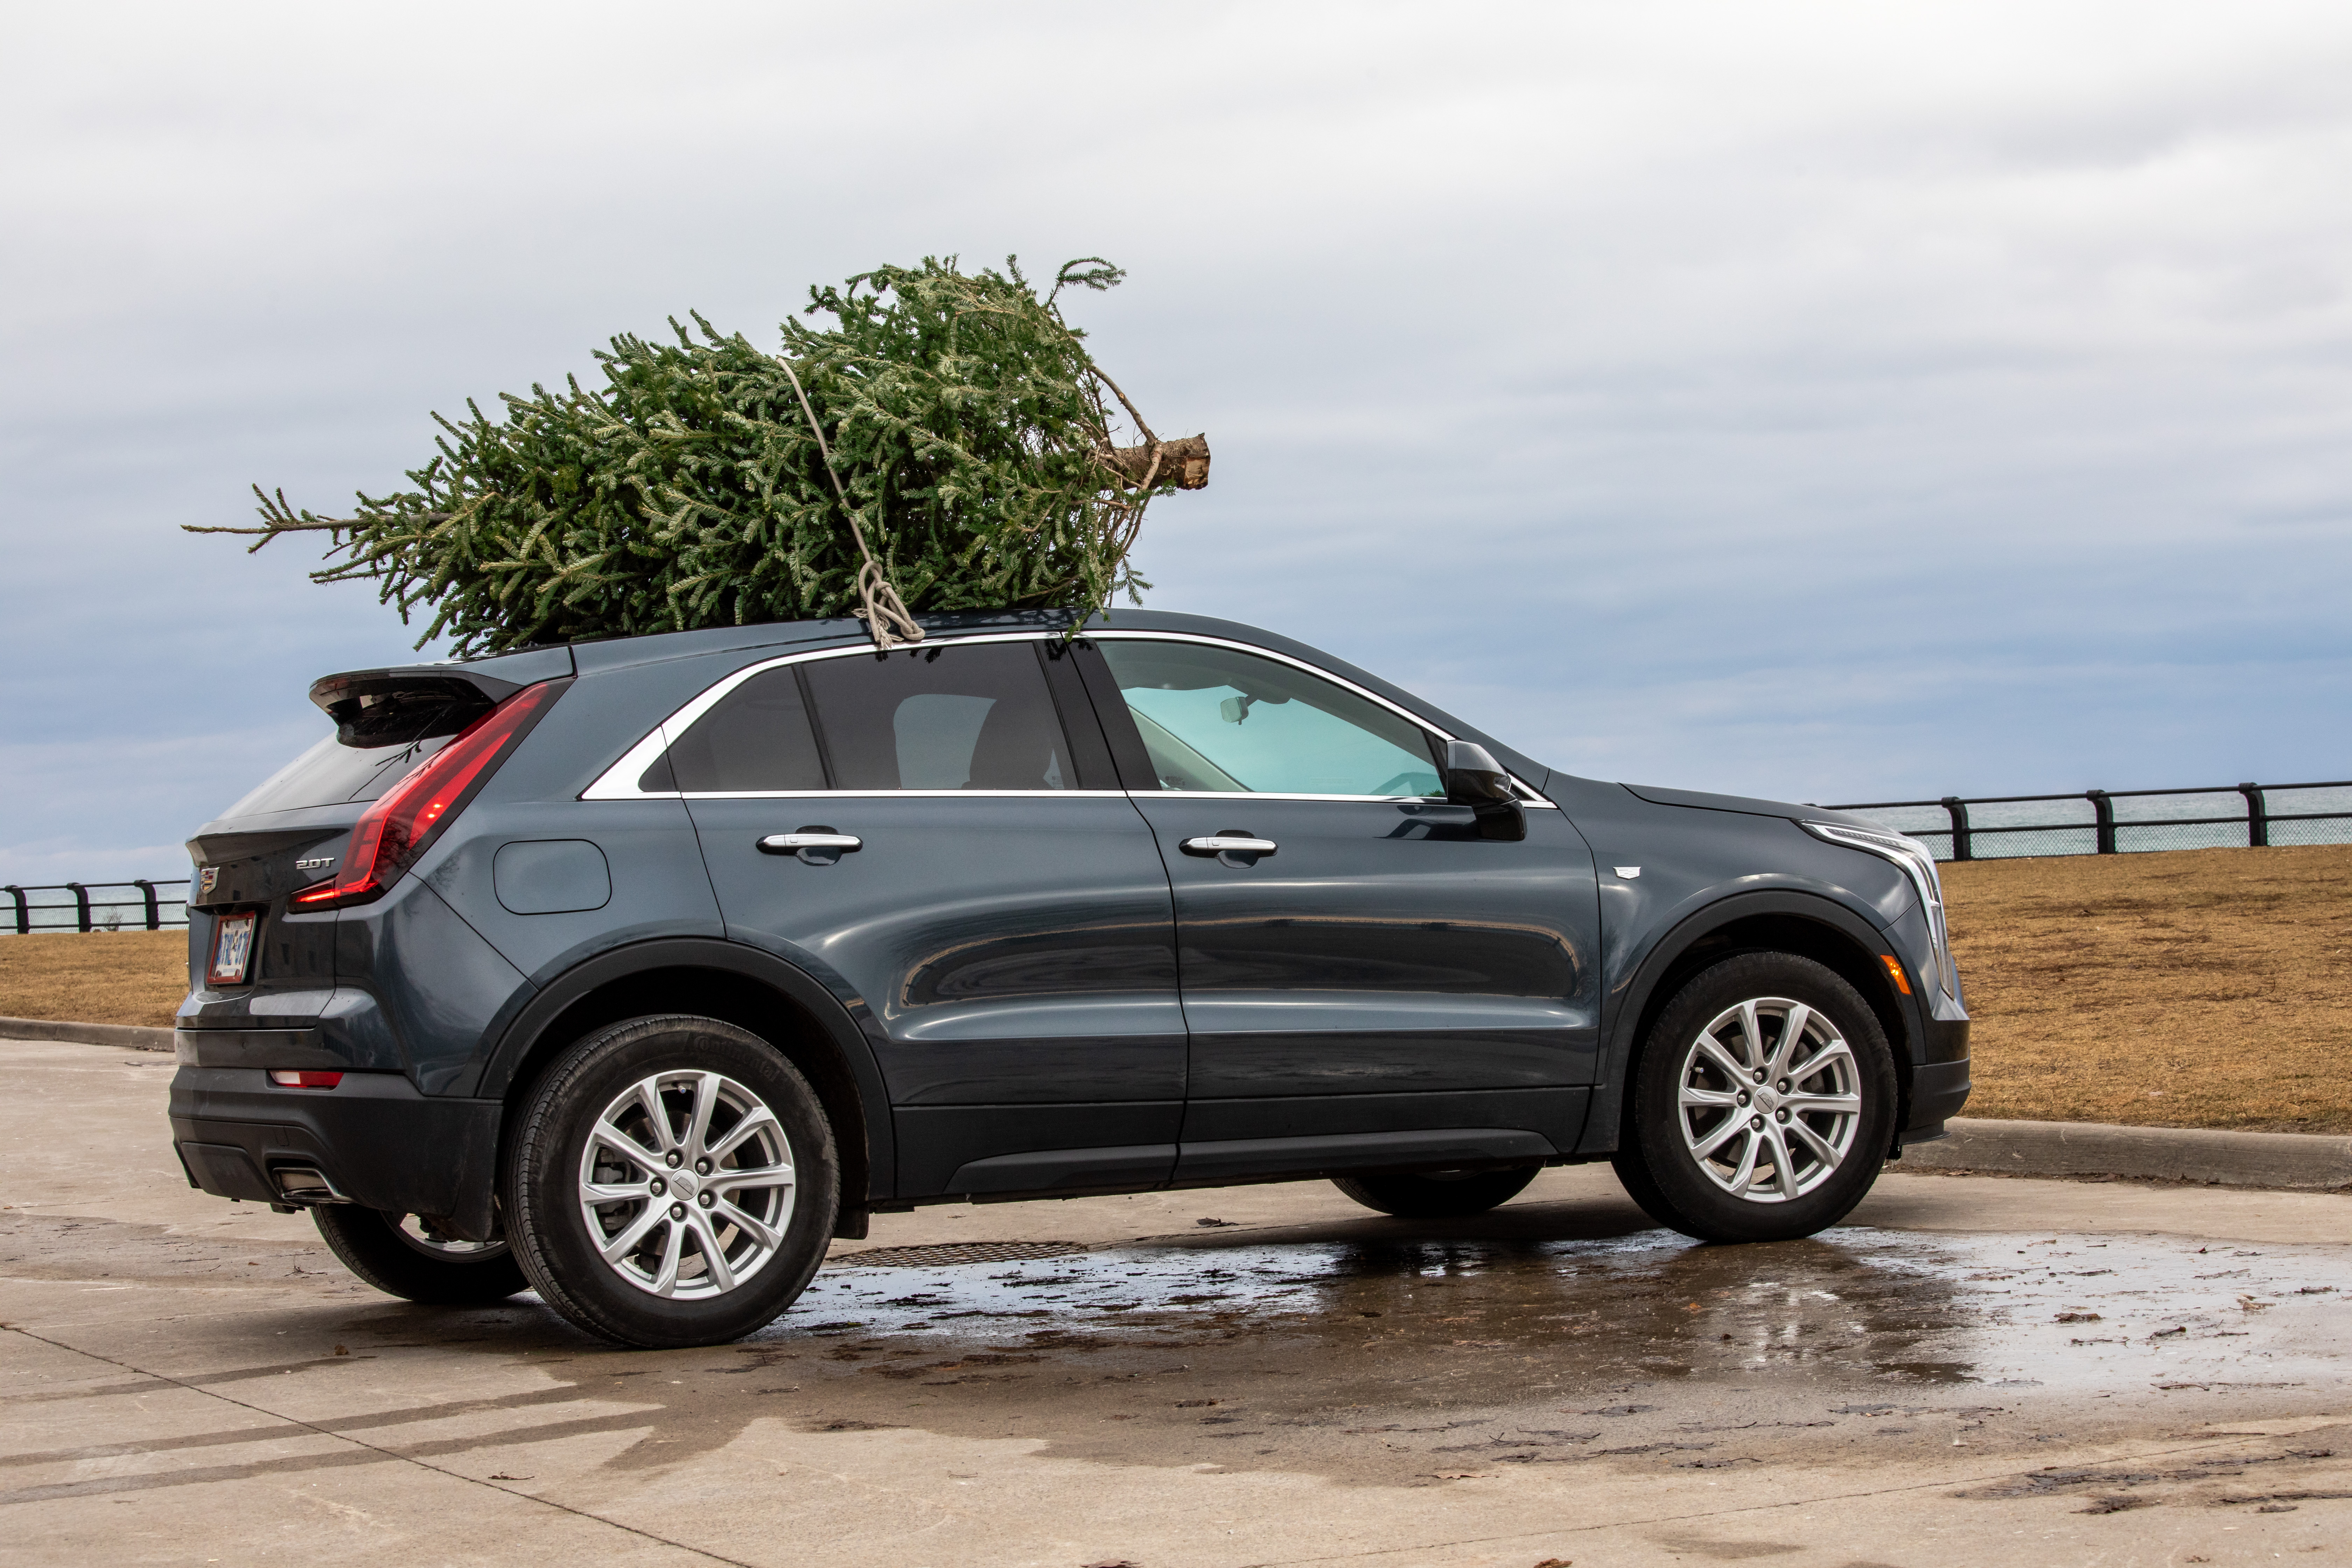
[769,1227,2352,1396]
[18,1210,2352,1509]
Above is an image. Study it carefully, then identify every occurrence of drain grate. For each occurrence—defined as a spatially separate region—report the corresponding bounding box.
[828,1239,1089,1269]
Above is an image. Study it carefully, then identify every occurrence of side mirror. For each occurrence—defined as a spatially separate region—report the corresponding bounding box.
[1443,741,1513,802]
[1443,741,1526,840]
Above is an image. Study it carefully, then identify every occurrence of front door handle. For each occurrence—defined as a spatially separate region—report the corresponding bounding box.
[1181,835,1277,856]
[759,829,862,865]
[1182,833,1276,868]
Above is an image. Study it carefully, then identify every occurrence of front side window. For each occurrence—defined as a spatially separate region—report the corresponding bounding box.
[1096,640,1443,797]
[803,643,1071,791]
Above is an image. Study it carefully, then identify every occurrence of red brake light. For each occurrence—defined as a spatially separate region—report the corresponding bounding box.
[294,679,564,910]
[267,1070,344,1088]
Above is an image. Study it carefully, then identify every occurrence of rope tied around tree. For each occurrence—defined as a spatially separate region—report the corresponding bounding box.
[772,355,923,650]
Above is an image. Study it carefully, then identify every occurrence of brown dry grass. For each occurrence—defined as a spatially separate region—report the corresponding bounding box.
[0,930,188,1028]
[1944,844,2352,1132]
[3,847,2348,1128]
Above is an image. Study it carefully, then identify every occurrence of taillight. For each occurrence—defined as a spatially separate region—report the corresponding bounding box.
[267,1070,343,1088]
[294,679,566,910]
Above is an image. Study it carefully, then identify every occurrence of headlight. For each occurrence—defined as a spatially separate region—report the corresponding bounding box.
[1800,820,1957,1001]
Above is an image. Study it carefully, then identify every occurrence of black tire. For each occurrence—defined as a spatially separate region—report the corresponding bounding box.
[1332,1165,1540,1218]
[1612,952,1897,1244]
[312,1206,528,1305]
[504,1015,839,1349]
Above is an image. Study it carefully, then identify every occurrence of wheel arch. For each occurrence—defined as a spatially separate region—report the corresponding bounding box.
[1580,890,1918,1156]
[479,939,895,1217]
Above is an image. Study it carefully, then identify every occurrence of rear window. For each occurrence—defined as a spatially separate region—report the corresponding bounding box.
[218,733,450,819]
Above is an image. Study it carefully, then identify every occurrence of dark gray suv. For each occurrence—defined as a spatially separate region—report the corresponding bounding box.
[170,610,1969,1347]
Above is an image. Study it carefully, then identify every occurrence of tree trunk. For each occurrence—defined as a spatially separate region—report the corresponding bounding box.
[1101,433,1211,491]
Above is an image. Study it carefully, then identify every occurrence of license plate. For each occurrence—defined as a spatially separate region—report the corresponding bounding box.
[208,913,257,986]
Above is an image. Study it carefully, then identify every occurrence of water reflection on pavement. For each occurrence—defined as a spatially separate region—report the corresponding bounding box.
[782,1227,2350,1402]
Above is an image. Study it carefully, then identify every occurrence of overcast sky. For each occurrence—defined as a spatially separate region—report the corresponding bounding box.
[4,2,2348,884]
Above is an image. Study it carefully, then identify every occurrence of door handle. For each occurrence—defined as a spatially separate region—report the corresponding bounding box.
[1181,835,1277,856]
[758,830,862,864]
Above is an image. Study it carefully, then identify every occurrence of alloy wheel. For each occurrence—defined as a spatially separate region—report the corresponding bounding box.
[576,1070,797,1298]
[1676,995,1862,1203]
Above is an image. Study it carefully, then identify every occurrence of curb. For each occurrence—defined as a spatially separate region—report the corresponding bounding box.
[1904,1117,2352,1192]
[2,1021,2347,1192]
[0,1017,174,1052]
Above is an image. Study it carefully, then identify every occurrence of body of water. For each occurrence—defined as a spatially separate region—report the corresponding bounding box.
[1831,784,2352,862]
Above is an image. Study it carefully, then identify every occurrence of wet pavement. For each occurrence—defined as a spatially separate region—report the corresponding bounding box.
[6,1037,2352,1564]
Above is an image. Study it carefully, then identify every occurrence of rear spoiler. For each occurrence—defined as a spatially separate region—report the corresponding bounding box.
[309,647,574,749]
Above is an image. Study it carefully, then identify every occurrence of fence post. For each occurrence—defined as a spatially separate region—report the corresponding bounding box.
[66,882,91,933]
[3,886,23,936]
[134,879,160,930]
[2239,783,2269,848]
[2087,790,2116,854]
[1941,797,1973,861]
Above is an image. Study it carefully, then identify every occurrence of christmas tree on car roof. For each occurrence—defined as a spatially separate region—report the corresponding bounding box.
[195,255,1209,655]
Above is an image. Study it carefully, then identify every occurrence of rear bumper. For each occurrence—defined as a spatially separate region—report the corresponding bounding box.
[168,1067,502,1240]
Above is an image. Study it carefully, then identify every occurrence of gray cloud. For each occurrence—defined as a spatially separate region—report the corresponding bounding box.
[4,1,2349,882]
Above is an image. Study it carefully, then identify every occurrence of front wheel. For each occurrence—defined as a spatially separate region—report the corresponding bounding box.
[504,1015,839,1348]
[312,1207,527,1304]
[1333,1166,1539,1218]
[1612,952,1896,1243]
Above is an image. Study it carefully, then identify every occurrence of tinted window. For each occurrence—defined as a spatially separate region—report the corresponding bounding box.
[1097,640,1442,797]
[804,643,1071,791]
[219,733,447,818]
[663,668,827,792]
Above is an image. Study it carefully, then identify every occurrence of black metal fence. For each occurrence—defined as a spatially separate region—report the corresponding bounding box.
[2,880,189,934]
[6,779,2349,918]
[1822,780,2352,863]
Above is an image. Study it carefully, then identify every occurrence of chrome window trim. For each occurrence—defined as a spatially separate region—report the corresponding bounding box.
[678,789,1126,800]
[1141,788,1549,807]
[580,626,1553,808]
[580,631,1060,801]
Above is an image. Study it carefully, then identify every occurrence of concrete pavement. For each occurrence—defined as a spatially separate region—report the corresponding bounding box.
[7,1037,2351,1566]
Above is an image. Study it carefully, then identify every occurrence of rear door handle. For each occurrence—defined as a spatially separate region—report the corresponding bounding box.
[759,832,862,852]
[1181,835,1277,857]
[759,830,862,864]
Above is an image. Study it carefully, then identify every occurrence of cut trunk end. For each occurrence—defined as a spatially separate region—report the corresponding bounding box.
[1102,434,1211,491]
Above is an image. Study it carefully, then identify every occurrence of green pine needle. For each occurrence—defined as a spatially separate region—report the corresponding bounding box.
[197,255,1184,656]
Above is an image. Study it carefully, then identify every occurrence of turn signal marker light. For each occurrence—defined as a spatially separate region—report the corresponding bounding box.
[1878,954,1913,996]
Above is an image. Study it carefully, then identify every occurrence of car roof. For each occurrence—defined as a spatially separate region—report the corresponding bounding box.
[325,608,1560,792]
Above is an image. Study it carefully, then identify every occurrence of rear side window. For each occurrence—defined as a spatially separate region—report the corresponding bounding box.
[660,668,826,792]
[804,643,1071,791]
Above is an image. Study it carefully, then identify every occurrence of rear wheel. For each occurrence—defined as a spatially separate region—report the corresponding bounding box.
[504,1015,838,1348]
[1332,1166,1539,1218]
[1613,952,1896,1243]
[312,1207,527,1304]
